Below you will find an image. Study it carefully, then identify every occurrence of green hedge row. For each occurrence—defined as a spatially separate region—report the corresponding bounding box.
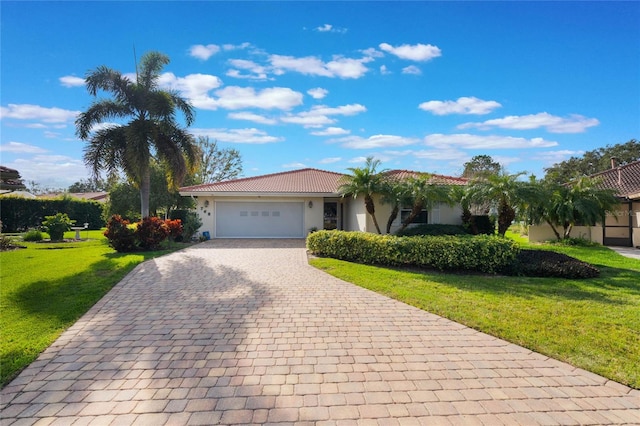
[307,230,519,274]
[0,197,105,232]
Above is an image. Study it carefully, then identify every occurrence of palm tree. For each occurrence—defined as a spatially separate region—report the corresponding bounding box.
[338,157,386,234]
[528,177,618,239]
[379,178,413,234]
[465,171,526,236]
[397,175,452,233]
[76,51,199,218]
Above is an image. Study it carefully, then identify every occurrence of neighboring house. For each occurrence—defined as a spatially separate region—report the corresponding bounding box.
[530,159,640,247]
[179,168,467,239]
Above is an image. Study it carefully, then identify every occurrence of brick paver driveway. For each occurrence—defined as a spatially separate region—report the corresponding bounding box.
[2,239,639,425]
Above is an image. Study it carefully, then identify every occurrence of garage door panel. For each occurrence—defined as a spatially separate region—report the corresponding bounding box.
[216,202,304,238]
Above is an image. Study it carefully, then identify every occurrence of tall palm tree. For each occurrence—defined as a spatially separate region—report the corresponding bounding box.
[76,51,199,218]
[397,175,452,233]
[338,157,386,234]
[379,178,413,234]
[465,171,526,236]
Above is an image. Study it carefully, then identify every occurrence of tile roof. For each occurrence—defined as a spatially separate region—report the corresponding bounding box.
[180,168,347,194]
[590,160,640,199]
[385,170,469,186]
[179,168,468,195]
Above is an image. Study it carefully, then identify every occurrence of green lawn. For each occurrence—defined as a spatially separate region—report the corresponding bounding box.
[310,239,640,389]
[0,230,190,387]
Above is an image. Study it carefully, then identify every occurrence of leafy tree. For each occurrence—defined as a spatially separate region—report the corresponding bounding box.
[465,171,526,236]
[67,177,108,193]
[397,175,453,233]
[544,139,640,184]
[379,178,413,234]
[528,177,619,240]
[338,157,387,234]
[0,166,26,191]
[76,51,199,218]
[462,155,501,179]
[192,136,243,184]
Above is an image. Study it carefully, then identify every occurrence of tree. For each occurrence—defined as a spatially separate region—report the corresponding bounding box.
[76,51,199,218]
[465,171,526,236]
[67,177,108,193]
[379,178,413,234]
[338,157,387,234]
[528,177,619,240]
[462,155,501,179]
[192,137,243,184]
[544,139,640,184]
[397,175,452,233]
[0,166,26,191]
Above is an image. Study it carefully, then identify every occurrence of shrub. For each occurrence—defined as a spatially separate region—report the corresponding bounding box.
[551,237,600,247]
[469,215,495,235]
[165,219,183,242]
[396,224,469,237]
[307,230,519,274]
[23,230,43,242]
[0,196,104,232]
[104,215,137,252]
[501,249,599,278]
[42,213,75,241]
[136,216,170,250]
[181,211,202,241]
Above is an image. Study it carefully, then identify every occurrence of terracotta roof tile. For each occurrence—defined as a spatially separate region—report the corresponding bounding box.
[180,168,346,194]
[385,170,468,186]
[591,160,640,199]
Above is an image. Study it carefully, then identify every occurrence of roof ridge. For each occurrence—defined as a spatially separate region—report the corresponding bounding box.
[386,169,467,181]
[591,159,640,178]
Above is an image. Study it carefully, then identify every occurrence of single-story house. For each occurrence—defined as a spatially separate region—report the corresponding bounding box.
[179,168,467,239]
[529,159,640,247]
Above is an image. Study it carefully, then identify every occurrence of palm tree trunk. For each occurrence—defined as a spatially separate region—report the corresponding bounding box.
[140,168,151,218]
[398,202,424,233]
[386,204,399,234]
[364,195,382,234]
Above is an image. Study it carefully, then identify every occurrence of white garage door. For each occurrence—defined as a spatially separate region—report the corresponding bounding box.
[215,201,304,238]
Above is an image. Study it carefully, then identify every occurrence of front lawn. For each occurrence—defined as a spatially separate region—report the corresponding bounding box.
[310,242,640,389]
[0,230,191,387]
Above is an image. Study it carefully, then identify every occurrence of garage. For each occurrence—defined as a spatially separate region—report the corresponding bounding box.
[215,201,304,238]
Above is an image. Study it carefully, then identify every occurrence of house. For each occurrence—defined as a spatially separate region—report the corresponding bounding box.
[179,168,467,239]
[529,159,640,247]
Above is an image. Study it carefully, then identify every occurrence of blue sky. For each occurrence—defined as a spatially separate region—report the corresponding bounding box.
[1,1,638,189]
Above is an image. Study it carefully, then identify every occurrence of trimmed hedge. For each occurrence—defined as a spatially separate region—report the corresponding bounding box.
[501,249,600,279]
[307,230,519,274]
[0,197,104,232]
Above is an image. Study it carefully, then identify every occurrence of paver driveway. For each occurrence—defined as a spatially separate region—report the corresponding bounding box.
[2,239,639,425]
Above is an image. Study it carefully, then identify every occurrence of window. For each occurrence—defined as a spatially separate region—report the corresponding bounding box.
[240,211,248,217]
[261,211,269,217]
[400,208,428,224]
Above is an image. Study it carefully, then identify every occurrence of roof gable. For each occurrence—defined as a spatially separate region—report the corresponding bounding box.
[590,160,640,199]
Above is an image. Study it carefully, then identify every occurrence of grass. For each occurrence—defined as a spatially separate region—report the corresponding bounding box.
[309,236,640,389]
[0,230,190,387]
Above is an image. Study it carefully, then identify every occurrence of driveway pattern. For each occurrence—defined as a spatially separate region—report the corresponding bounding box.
[2,239,639,425]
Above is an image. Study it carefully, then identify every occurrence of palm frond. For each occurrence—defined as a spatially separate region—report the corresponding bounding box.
[137,51,170,90]
[75,100,131,139]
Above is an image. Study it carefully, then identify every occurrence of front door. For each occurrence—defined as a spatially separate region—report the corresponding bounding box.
[324,202,338,230]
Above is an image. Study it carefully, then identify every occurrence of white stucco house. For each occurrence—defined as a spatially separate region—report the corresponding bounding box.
[179,168,468,239]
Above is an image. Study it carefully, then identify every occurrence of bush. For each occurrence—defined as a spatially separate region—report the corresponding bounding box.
[307,230,519,274]
[0,196,104,232]
[136,217,170,250]
[551,237,601,247]
[23,230,43,242]
[42,213,75,241]
[181,211,202,241]
[469,215,495,235]
[501,249,599,278]
[104,215,137,252]
[396,224,469,237]
[165,219,183,242]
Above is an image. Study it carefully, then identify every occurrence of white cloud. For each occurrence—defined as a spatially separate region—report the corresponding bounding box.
[458,112,600,133]
[307,88,329,99]
[226,59,269,80]
[282,162,307,169]
[402,65,422,75]
[0,141,48,154]
[315,24,347,34]
[189,44,221,60]
[59,76,85,87]
[222,42,251,51]
[310,127,351,136]
[318,157,342,164]
[380,65,391,75]
[8,156,90,188]
[269,54,370,79]
[191,128,283,144]
[211,86,303,111]
[158,73,223,106]
[386,148,468,161]
[379,42,442,61]
[0,104,79,123]
[333,134,419,149]
[227,112,277,125]
[281,104,366,128]
[419,96,502,115]
[533,149,584,165]
[424,133,558,149]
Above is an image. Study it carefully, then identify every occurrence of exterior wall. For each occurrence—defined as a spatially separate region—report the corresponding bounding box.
[632,201,640,248]
[529,224,604,244]
[193,196,324,238]
[344,197,367,232]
